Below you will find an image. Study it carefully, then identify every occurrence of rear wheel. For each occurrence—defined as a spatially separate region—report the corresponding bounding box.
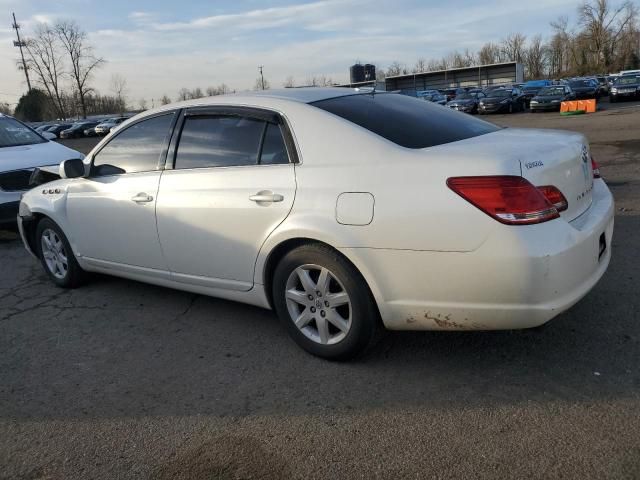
[36,218,86,288]
[272,244,379,360]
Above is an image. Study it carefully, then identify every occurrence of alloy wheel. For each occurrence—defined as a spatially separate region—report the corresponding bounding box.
[285,264,352,345]
[41,228,68,279]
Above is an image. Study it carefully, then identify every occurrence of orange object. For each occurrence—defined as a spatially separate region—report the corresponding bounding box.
[584,99,596,113]
[560,101,578,112]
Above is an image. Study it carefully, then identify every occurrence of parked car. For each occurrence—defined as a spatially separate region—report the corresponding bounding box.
[16,88,613,360]
[60,121,100,139]
[568,79,600,100]
[84,126,99,137]
[446,91,485,113]
[521,80,553,107]
[0,114,82,227]
[35,124,54,133]
[441,87,466,101]
[94,117,128,135]
[609,75,640,102]
[416,90,447,105]
[45,124,73,138]
[529,85,575,112]
[478,87,525,114]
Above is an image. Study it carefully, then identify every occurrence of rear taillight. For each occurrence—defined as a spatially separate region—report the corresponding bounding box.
[536,185,568,212]
[591,156,601,179]
[447,176,560,225]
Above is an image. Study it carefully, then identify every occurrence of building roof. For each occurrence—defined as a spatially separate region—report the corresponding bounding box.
[384,61,520,80]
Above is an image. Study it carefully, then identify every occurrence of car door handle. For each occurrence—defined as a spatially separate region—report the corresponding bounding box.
[131,193,153,203]
[249,191,284,203]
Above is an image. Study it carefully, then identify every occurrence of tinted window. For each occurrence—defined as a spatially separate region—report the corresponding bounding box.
[0,117,46,148]
[260,123,289,165]
[312,94,498,149]
[175,116,265,169]
[92,113,174,176]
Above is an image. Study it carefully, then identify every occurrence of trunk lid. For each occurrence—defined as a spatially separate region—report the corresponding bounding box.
[438,128,593,221]
[513,129,593,221]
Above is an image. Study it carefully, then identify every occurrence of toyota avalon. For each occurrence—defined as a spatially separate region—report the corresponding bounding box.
[16,89,614,359]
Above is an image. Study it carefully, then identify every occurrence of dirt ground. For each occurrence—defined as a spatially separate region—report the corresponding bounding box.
[1,104,639,479]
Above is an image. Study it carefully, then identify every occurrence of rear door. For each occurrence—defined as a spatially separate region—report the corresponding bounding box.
[156,107,297,291]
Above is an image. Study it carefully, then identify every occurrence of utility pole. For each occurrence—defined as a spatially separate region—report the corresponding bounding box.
[258,65,265,90]
[12,12,32,91]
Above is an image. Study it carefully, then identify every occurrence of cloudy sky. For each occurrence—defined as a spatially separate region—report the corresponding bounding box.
[1,0,580,107]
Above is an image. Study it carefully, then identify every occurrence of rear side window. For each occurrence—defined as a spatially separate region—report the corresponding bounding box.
[92,113,175,176]
[311,93,499,149]
[175,115,289,169]
[260,123,288,165]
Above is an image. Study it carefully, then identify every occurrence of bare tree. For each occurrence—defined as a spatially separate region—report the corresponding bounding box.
[501,33,527,63]
[579,0,637,71]
[205,84,230,96]
[138,98,147,110]
[0,103,12,115]
[283,76,296,88]
[109,74,127,114]
[413,57,427,73]
[177,88,190,101]
[386,61,403,76]
[55,20,104,118]
[190,87,204,99]
[478,42,503,65]
[254,77,270,90]
[24,23,67,118]
[160,95,171,105]
[525,35,548,78]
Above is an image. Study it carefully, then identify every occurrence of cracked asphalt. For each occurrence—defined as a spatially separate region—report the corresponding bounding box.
[2,106,640,479]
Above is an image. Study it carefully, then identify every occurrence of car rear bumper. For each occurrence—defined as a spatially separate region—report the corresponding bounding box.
[342,179,614,331]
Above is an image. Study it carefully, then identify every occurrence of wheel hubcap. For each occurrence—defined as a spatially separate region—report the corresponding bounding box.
[285,264,352,345]
[41,228,68,279]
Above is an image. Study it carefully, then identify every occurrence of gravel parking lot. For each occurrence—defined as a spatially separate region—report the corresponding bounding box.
[1,103,639,479]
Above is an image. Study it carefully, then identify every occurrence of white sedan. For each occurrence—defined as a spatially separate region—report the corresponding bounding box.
[17,88,614,359]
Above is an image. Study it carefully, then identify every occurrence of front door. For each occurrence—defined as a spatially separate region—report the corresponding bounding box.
[156,109,297,290]
[66,112,177,271]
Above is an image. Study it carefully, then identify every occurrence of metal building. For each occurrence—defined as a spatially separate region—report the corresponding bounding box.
[384,62,524,92]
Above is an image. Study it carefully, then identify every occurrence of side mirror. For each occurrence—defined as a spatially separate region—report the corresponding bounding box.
[59,158,86,179]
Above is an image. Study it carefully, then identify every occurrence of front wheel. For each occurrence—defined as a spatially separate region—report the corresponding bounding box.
[272,244,380,360]
[36,218,86,288]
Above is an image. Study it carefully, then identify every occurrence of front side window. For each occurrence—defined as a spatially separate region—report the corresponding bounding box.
[174,115,289,169]
[0,117,46,148]
[91,113,175,176]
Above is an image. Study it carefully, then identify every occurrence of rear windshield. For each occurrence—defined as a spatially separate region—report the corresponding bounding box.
[311,93,499,149]
[0,117,46,148]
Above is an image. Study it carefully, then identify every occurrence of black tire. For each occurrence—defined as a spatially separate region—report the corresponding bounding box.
[272,243,380,360]
[508,103,514,114]
[35,218,86,288]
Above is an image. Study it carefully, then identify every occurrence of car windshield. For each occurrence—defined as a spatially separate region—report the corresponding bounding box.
[311,93,499,149]
[455,93,475,100]
[616,76,639,85]
[570,80,590,88]
[0,117,47,148]
[488,90,511,98]
[538,87,565,95]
